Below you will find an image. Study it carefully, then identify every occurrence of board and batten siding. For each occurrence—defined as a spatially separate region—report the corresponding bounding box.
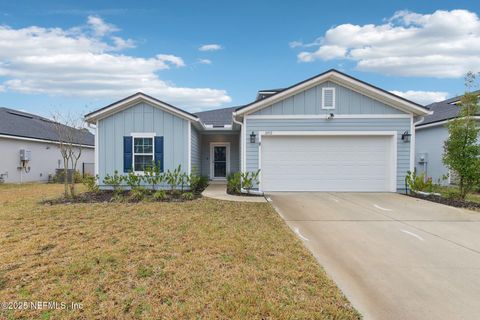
[245,118,411,192]
[97,102,189,186]
[190,126,202,174]
[252,81,404,115]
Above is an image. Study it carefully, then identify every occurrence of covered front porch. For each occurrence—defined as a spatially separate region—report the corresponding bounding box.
[197,130,240,180]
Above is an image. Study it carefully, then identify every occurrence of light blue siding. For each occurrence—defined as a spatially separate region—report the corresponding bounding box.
[245,118,411,192]
[97,102,189,188]
[415,125,449,184]
[252,81,404,115]
[200,133,240,178]
[415,122,480,185]
[191,127,202,174]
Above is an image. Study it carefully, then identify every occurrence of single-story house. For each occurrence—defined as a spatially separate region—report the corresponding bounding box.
[0,107,95,183]
[85,69,430,192]
[415,91,480,184]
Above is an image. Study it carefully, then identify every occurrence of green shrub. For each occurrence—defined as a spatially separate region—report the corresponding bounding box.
[144,162,164,190]
[111,193,124,202]
[227,172,241,194]
[126,170,143,190]
[73,170,82,183]
[181,192,194,201]
[153,190,167,201]
[165,165,182,191]
[129,187,146,202]
[444,188,462,199]
[103,170,124,195]
[240,170,261,194]
[190,175,209,194]
[405,170,433,193]
[82,174,99,193]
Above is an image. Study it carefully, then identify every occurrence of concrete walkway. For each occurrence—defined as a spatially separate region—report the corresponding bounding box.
[202,182,266,202]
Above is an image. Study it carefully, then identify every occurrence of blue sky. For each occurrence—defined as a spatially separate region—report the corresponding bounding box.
[0,0,479,117]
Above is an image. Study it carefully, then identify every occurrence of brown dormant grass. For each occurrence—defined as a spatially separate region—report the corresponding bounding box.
[0,183,360,319]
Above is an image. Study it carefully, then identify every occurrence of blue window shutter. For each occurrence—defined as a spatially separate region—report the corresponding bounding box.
[123,136,132,172]
[154,136,164,172]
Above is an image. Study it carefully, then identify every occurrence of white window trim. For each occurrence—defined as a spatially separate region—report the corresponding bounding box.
[257,130,397,193]
[322,87,336,110]
[131,132,155,174]
[209,142,231,180]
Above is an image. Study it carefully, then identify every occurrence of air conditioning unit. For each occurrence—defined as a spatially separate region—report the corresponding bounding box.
[20,149,31,161]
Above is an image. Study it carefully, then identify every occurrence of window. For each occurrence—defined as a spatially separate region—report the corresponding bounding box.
[133,136,154,172]
[322,87,336,109]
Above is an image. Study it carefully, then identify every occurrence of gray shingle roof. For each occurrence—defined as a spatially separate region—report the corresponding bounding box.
[194,106,239,126]
[420,102,462,125]
[442,89,480,104]
[0,107,94,146]
[419,91,480,126]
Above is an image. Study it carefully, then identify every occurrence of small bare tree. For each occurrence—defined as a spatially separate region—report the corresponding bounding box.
[51,112,87,198]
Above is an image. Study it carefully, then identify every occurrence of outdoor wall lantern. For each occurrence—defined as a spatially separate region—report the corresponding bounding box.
[250,131,256,143]
[401,130,411,142]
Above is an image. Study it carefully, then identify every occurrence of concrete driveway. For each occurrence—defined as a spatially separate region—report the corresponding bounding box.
[267,192,480,320]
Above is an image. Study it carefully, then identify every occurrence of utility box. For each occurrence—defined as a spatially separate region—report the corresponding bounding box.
[417,153,428,164]
[20,149,31,161]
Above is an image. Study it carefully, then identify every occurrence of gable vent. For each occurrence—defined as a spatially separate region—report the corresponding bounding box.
[322,87,335,109]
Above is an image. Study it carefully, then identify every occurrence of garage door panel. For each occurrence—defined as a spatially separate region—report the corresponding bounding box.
[261,135,393,192]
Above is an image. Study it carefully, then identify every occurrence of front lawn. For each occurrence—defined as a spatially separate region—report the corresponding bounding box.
[0,184,359,319]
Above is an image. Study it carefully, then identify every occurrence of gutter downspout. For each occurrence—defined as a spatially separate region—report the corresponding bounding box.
[232,112,243,173]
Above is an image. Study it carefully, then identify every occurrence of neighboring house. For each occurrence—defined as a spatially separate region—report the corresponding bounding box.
[415,91,480,184]
[85,69,429,192]
[0,107,95,183]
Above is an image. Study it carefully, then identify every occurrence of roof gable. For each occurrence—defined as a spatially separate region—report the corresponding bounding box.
[85,92,198,124]
[235,69,429,117]
[251,80,405,116]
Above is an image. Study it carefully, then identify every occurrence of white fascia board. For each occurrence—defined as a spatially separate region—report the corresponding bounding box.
[85,93,198,123]
[0,134,94,148]
[416,116,480,130]
[236,70,429,117]
[330,74,429,116]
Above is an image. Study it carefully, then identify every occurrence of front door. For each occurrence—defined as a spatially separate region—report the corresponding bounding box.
[210,143,229,179]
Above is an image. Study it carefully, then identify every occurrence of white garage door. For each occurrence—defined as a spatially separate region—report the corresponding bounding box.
[260,134,395,192]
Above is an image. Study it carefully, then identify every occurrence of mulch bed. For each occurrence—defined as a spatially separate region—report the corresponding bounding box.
[408,193,480,211]
[226,190,264,197]
[42,190,201,205]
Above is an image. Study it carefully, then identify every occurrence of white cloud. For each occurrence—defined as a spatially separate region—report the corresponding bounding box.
[199,44,223,51]
[198,58,212,65]
[157,54,185,67]
[0,18,231,109]
[390,90,448,105]
[87,15,118,37]
[289,38,322,49]
[295,9,480,78]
